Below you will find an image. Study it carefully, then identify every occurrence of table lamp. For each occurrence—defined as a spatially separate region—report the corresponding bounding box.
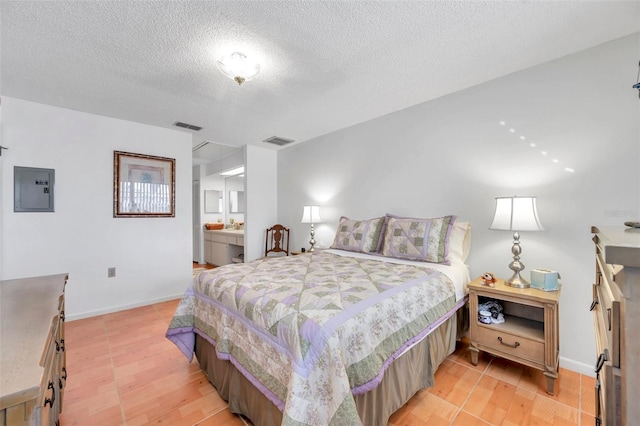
[301,206,322,252]
[490,196,544,288]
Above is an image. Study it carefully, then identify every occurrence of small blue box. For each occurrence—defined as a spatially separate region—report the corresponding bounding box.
[530,269,560,291]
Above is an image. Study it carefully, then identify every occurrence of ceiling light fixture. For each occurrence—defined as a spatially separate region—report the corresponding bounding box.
[216,52,260,86]
[220,166,245,177]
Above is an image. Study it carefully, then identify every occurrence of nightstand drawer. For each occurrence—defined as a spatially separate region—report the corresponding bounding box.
[476,324,545,364]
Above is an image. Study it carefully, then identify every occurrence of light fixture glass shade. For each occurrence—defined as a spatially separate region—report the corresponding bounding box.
[490,196,544,231]
[301,205,322,224]
[216,52,260,85]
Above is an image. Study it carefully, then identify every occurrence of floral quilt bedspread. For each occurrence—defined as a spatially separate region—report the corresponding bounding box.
[166,251,456,426]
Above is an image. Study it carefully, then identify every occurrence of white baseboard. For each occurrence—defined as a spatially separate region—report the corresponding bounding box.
[560,356,595,377]
[66,294,183,322]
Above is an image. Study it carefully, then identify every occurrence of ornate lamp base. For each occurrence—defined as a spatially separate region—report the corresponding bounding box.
[308,224,317,252]
[505,231,530,288]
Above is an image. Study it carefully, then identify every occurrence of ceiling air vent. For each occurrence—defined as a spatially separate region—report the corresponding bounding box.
[173,121,203,131]
[263,136,295,147]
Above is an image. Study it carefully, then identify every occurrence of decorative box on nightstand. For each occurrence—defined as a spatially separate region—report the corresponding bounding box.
[468,276,561,395]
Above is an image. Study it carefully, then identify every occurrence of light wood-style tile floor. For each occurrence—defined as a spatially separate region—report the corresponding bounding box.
[60,298,596,425]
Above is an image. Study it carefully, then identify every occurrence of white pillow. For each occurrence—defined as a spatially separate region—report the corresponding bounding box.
[449,220,471,263]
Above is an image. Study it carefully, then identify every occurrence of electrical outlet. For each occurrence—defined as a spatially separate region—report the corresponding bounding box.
[108,267,116,278]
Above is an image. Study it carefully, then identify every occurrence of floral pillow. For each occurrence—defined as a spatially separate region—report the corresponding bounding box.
[381,215,455,264]
[330,216,385,253]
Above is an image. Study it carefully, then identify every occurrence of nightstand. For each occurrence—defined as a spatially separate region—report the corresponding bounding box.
[468,276,560,394]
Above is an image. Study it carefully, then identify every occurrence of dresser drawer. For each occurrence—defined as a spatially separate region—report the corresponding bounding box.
[595,357,622,426]
[594,257,621,367]
[476,324,545,365]
[39,317,59,392]
[221,235,244,246]
[40,352,58,426]
[209,233,227,243]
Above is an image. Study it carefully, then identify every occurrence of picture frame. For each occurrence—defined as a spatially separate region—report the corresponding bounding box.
[14,166,55,212]
[113,151,175,218]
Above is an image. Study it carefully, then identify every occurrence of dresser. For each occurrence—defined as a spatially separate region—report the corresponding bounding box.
[0,274,68,426]
[591,226,640,426]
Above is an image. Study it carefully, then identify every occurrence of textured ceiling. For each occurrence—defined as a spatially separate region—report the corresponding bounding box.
[2,1,639,161]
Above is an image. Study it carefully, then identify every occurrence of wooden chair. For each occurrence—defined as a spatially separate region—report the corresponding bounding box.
[265,224,290,257]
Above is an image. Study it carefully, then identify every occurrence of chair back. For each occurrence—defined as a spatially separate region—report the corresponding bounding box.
[265,224,290,257]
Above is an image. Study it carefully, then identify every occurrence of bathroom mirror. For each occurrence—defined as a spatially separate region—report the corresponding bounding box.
[204,190,222,213]
[229,190,245,213]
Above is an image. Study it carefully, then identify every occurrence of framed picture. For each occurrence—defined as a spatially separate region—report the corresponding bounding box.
[113,151,175,218]
[14,166,55,212]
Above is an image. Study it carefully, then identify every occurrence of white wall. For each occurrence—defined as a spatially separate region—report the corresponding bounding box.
[245,145,278,262]
[278,33,640,374]
[1,97,193,319]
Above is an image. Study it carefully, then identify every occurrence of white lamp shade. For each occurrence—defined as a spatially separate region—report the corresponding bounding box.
[301,206,322,224]
[490,196,544,231]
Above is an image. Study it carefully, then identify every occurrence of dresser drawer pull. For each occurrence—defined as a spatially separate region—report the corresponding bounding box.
[44,381,56,407]
[595,350,608,374]
[595,376,601,419]
[62,367,67,381]
[590,298,599,311]
[607,308,612,331]
[497,336,520,348]
[61,338,65,352]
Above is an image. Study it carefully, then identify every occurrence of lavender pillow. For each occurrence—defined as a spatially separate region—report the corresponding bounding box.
[381,215,455,264]
[330,216,385,253]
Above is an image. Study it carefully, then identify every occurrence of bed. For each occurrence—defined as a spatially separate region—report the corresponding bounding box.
[167,215,471,426]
